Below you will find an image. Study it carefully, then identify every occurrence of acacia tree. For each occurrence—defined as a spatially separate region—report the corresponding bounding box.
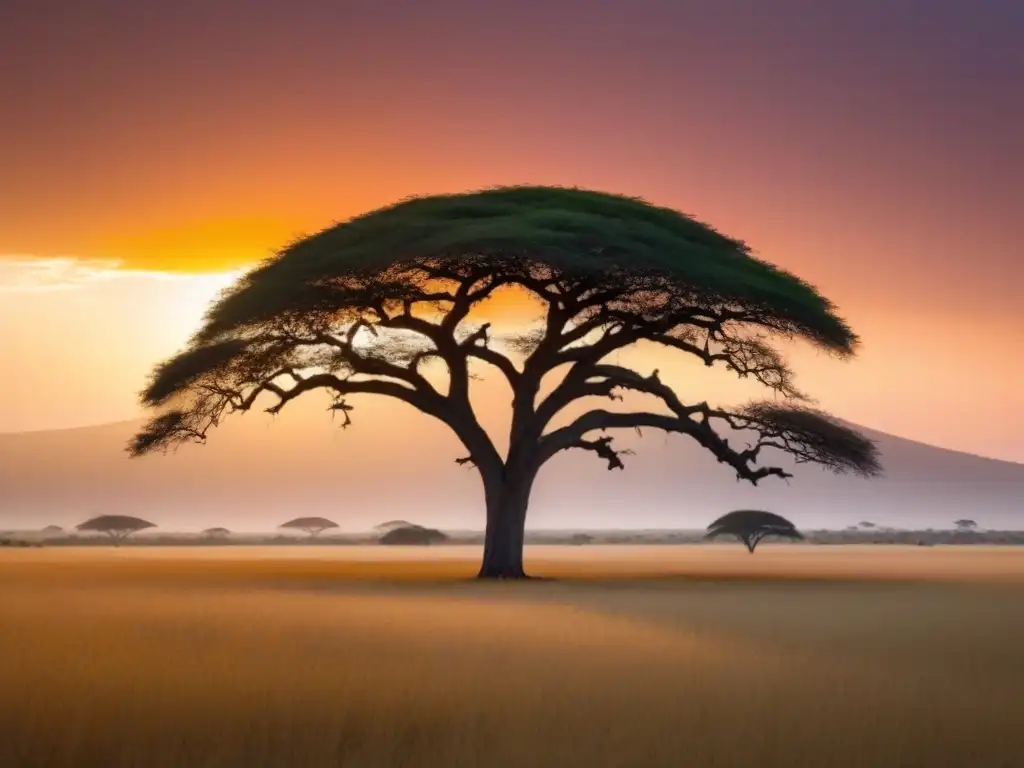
[705,509,803,553]
[76,515,156,546]
[378,524,448,545]
[128,186,881,578]
[202,526,231,539]
[279,516,338,538]
[953,519,977,531]
[373,520,416,533]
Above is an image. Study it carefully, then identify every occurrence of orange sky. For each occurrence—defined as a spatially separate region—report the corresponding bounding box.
[1,1,1021,461]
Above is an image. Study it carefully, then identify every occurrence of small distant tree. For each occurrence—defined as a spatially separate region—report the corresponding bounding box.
[76,515,156,546]
[569,533,594,545]
[373,520,416,533]
[705,510,803,553]
[202,527,231,539]
[858,521,875,529]
[41,525,64,535]
[953,519,977,531]
[279,517,338,538]
[378,524,448,545]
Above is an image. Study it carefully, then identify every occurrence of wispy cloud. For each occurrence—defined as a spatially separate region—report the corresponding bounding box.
[0,256,243,292]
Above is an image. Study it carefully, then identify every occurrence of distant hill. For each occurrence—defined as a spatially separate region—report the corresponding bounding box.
[1,406,1022,532]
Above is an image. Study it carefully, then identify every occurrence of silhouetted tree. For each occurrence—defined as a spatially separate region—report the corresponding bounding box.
[76,515,156,546]
[378,524,448,545]
[279,517,338,538]
[569,533,594,545]
[128,186,881,578]
[858,521,875,529]
[373,520,416,533]
[202,527,231,539]
[41,525,63,535]
[953,519,977,531]
[705,510,803,553]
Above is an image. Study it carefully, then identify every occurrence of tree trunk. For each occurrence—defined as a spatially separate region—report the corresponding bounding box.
[477,472,534,579]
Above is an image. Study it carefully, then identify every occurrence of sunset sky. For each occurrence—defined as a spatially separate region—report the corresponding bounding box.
[2,0,1022,462]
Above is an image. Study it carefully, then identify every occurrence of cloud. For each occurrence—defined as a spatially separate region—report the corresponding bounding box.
[0,256,242,293]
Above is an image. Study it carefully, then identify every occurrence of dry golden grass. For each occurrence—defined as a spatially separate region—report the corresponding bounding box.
[2,545,1023,767]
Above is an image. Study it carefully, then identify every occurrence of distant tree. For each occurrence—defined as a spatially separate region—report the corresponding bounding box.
[76,515,156,546]
[378,524,448,545]
[127,186,882,578]
[279,517,338,538]
[858,521,875,529]
[373,520,416,533]
[202,527,231,539]
[1,538,34,548]
[41,525,64,535]
[705,510,803,553]
[569,533,594,545]
[953,519,977,531]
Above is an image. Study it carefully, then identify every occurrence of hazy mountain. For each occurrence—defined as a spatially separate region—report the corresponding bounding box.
[1,404,1022,532]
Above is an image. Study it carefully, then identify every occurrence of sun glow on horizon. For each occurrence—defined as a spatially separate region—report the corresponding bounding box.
[163,268,248,342]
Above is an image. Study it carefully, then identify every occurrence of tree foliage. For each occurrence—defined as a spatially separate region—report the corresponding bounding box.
[373,520,417,532]
[128,186,882,577]
[76,515,156,545]
[705,509,803,553]
[378,524,448,545]
[279,517,339,537]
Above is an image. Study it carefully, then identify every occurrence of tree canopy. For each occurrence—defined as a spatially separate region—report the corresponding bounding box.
[279,517,339,536]
[705,509,803,553]
[202,527,231,537]
[76,515,156,545]
[378,524,448,545]
[129,185,881,577]
[373,520,417,532]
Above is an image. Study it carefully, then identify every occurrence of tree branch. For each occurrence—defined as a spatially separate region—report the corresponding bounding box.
[537,395,880,485]
[571,435,634,470]
[646,331,805,400]
[535,364,682,431]
[539,409,795,484]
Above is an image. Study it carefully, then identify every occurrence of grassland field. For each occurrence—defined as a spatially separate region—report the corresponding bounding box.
[2,545,1023,767]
